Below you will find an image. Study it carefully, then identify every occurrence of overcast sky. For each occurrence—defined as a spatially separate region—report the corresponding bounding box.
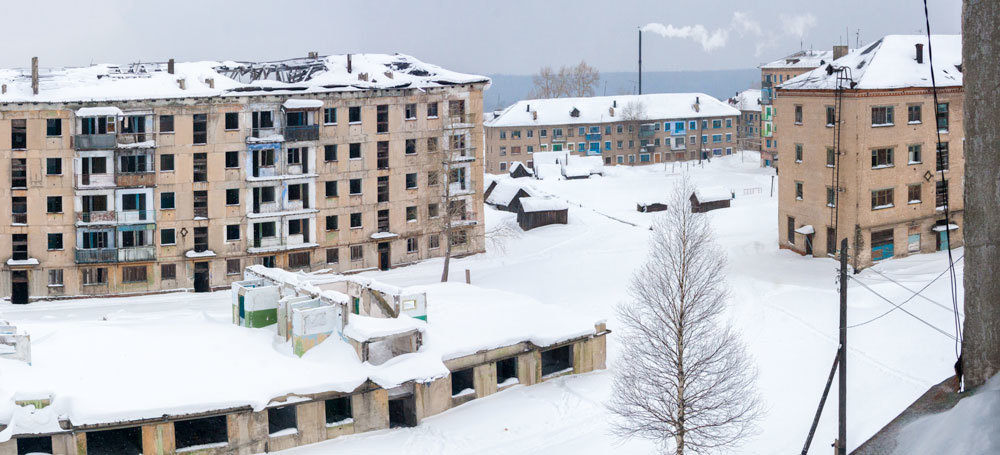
[0,0,962,75]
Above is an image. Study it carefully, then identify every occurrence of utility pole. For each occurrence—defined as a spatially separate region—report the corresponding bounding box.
[638,28,642,95]
[837,237,848,455]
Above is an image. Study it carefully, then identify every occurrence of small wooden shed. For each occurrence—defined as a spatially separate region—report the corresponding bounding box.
[637,202,669,213]
[486,181,535,213]
[690,187,733,213]
[517,197,569,231]
[508,161,533,178]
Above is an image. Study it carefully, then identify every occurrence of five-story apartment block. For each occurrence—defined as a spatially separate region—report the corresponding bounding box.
[0,54,488,302]
[484,93,739,173]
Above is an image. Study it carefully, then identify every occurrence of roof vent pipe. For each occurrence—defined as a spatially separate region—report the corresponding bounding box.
[833,45,848,60]
[915,43,924,64]
[613,100,617,108]
[696,96,700,104]
[308,51,318,59]
[31,57,38,95]
[526,104,530,112]
[347,54,352,73]
[168,58,175,75]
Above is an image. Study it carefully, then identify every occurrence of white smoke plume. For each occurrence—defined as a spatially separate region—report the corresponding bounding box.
[640,23,729,52]
[779,13,817,38]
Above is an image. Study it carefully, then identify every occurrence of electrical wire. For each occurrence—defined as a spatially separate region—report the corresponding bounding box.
[868,261,963,314]
[922,0,963,359]
[847,275,957,340]
[848,255,963,329]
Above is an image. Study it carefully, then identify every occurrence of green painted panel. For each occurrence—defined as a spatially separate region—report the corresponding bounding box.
[246,308,278,328]
[412,315,427,321]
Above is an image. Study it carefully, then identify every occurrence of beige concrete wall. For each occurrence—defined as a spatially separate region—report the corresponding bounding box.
[350,389,389,433]
[141,422,174,455]
[484,114,738,174]
[227,411,267,455]
[473,363,497,399]
[52,433,79,455]
[776,87,965,267]
[0,439,14,455]
[517,350,541,386]
[414,376,452,421]
[0,84,487,300]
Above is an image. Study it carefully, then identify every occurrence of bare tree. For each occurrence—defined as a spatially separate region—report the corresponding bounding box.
[620,100,648,159]
[485,213,521,255]
[608,180,761,454]
[437,96,473,281]
[530,60,600,98]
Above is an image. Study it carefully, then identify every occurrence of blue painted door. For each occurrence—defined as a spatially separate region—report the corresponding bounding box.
[872,243,894,261]
[938,231,949,250]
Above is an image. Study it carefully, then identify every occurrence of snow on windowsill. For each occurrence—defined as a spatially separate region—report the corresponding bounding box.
[909,161,922,165]
[871,164,894,170]
[451,388,475,399]
[909,200,922,205]
[498,377,520,388]
[269,428,298,438]
[326,417,354,428]
[185,250,216,258]
[6,258,39,266]
[908,121,922,125]
[542,367,574,379]
[873,204,895,210]
[176,442,228,453]
[872,123,895,128]
[371,232,399,240]
[827,203,836,208]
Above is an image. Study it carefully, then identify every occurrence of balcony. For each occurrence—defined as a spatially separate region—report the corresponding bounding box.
[450,212,478,227]
[447,147,477,162]
[75,248,117,264]
[116,133,154,147]
[551,136,566,143]
[638,129,656,138]
[74,134,117,150]
[118,246,156,262]
[246,127,284,143]
[118,210,155,224]
[77,211,116,224]
[449,179,475,196]
[445,113,476,127]
[284,125,319,142]
[585,133,602,141]
[116,172,155,188]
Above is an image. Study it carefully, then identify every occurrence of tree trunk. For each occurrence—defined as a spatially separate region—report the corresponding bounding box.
[962,0,1000,388]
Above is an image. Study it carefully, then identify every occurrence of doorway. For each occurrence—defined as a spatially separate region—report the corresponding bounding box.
[388,395,416,428]
[805,234,814,256]
[378,242,390,271]
[194,262,210,293]
[11,271,28,304]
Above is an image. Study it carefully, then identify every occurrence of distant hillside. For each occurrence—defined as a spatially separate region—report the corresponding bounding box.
[484,69,760,112]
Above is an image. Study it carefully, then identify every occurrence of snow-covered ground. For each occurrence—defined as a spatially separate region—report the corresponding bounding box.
[0,153,968,454]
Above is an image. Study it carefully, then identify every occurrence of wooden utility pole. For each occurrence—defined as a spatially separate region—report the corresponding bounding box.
[837,237,848,455]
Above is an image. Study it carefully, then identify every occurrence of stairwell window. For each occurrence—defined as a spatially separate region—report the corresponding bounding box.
[936,103,949,132]
[908,144,922,164]
[192,114,208,144]
[795,181,803,200]
[826,147,835,167]
[795,144,803,163]
[908,104,922,124]
[871,106,894,127]
[376,105,388,133]
[936,143,949,171]
[871,188,894,210]
[826,106,836,127]
[794,105,803,124]
[826,187,836,207]
[871,148,894,169]
[908,184,922,204]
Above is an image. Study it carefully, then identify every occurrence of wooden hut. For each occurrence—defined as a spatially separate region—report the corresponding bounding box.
[637,201,668,213]
[508,161,533,179]
[486,181,535,212]
[517,197,569,231]
[690,187,733,213]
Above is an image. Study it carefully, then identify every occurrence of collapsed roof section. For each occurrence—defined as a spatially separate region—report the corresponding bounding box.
[0,53,491,104]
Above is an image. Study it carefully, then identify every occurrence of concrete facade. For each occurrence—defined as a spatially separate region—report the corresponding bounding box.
[776,87,965,268]
[0,87,486,301]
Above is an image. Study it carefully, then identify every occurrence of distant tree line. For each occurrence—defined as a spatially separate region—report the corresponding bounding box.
[530,60,600,99]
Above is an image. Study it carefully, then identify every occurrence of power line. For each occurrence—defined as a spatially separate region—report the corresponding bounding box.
[922,0,963,358]
[867,259,964,315]
[847,275,957,341]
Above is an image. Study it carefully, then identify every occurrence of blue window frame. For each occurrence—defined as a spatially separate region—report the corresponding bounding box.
[713,120,722,129]
[604,126,611,135]
[589,142,600,153]
[578,142,585,151]
[664,122,670,131]
[767,139,772,147]
[589,126,599,134]
[713,148,722,156]
[578,127,585,135]
[689,121,697,130]
[712,134,722,143]
[604,141,611,150]
[675,122,684,132]
[726,118,733,128]
[640,154,650,162]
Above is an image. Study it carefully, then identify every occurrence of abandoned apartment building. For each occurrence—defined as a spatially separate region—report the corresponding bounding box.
[483,93,739,174]
[0,265,609,455]
[0,53,488,303]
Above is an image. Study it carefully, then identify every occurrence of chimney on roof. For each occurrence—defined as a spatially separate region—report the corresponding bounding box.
[31,57,38,95]
[347,54,353,73]
[532,111,538,120]
[2,84,6,95]
[177,79,186,90]
[308,51,318,59]
[526,104,530,112]
[168,59,175,75]
[205,78,214,88]
[915,43,924,64]
[696,96,700,104]
[613,100,617,108]
[833,45,848,60]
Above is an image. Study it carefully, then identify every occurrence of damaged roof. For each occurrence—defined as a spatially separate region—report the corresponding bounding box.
[0,53,490,104]
[486,93,739,128]
[779,35,962,91]
[760,49,847,70]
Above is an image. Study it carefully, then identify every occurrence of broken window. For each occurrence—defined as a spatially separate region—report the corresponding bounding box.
[192,114,207,144]
[286,111,306,127]
[428,203,439,218]
[159,115,174,133]
[871,188,894,209]
[405,104,416,120]
[82,231,108,249]
[11,158,26,188]
[936,142,949,171]
[289,251,310,269]
[224,112,239,130]
[407,237,417,253]
[174,415,228,451]
[449,229,468,246]
[194,227,209,252]
[326,247,339,264]
[288,183,307,202]
[377,209,389,232]
[376,105,388,133]
[12,197,27,225]
[908,104,922,123]
[349,178,362,195]
[348,106,361,123]
[936,103,949,131]
[325,397,352,425]
[377,176,389,203]
[193,153,208,182]
[427,171,439,186]
[226,224,240,241]
[122,266,147,283]
[377,141,389,169]
[11,119,26,149]
[541,345,573,376]
[226,188,239,205]
[160,154,174,171]
[427,137,438,152]
[225,151,239,168]
[86,427,142,455]
[871,148,894,168]
[351,212,363,229]
[936,180,949,207]
[449,100,465,121]
[47,196,62,213]
[161,263,177,279]
[388,396,416,428]
[11,234,27,260]
[405,173,417,189]
[451,368,474,396]
[161,229,176,246]
[324,144,337,162]
[405,138,416,155]
[194,191,208,218]
[160,192,175,210]
[46,118,62,137]
[428,234,440,249]
[427,102,438,118]
[46,233,62,251]
[267,406,297,436]
[46,157,62,175]
[406,206,417,221]
[349,143,362,160]
[119,154,148,174]
[497,357,518,386]
[287,147,302,166]
[326,215,338,231]
[82,267,108,285]
[255,222,276,239]
[350,245,363,261]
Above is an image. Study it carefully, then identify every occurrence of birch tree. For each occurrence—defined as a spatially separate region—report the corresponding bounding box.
[530,60,600,98]
[608,180,761,454]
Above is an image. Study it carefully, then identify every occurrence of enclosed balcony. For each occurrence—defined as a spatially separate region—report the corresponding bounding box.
[118,245,155,262]
[75,248,117,264]
[115,149,155,187]
[74,134,117,150]
[284,125,319,142]
[76,210,117,225]
[118,209,155,224]
[585,133,602,141]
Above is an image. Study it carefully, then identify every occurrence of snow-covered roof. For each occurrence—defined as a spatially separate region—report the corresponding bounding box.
[693,187,732,203]
[508,161,532,175]
[486,93,739,128]
[565,155,604,175]
[795,225,815,235]
[342,314,425,342]
[0,54,490,104]
[282,99,324,109]
[727,89,762,112]
[761,49,848,70]
[519,197,569,213]
[75,106,123,117]
[779,35,962,91]
[486,181,534,206]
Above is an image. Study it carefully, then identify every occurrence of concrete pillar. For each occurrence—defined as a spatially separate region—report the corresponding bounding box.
[962,0,1000,388]
[74,433,86,455]
[592,334,608,371]
[0,439,16,455]
[295,401,325,446]
[414,376,452,421]
[573,340,595,374]
[141,422,174,455]
[227,411,268,455]
[350,389,389,433]
[517,351,541,386]
[473,363,497,398]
